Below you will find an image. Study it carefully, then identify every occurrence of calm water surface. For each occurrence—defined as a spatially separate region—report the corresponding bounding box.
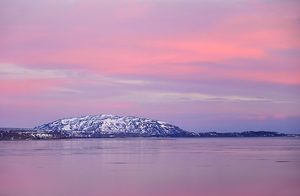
[0,138,299,196]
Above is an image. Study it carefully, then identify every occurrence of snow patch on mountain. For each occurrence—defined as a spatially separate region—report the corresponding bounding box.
[34,115,190,137]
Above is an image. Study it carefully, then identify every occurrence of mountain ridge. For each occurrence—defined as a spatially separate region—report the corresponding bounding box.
[0,114,297,140]
[34,114,191,137]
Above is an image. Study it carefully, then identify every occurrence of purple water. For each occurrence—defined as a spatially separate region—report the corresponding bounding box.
[0,138,299,196]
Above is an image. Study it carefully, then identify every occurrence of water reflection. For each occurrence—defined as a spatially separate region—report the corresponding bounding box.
[0,138,300,196]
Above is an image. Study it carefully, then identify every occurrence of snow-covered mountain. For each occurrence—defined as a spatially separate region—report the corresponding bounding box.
[34,115,192,137]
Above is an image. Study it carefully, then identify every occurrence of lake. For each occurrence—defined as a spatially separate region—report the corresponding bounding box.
[0,138,299,196]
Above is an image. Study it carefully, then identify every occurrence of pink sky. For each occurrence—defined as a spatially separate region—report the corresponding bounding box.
[0,0,299,132]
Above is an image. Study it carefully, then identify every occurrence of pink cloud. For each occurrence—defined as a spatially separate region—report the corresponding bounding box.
[0,0,299,130]
[0,79,64,96]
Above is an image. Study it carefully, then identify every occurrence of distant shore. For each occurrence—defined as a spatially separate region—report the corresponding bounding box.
[0,128,298,141]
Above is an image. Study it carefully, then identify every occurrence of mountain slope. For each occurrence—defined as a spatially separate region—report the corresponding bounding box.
[34,115,191,137]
